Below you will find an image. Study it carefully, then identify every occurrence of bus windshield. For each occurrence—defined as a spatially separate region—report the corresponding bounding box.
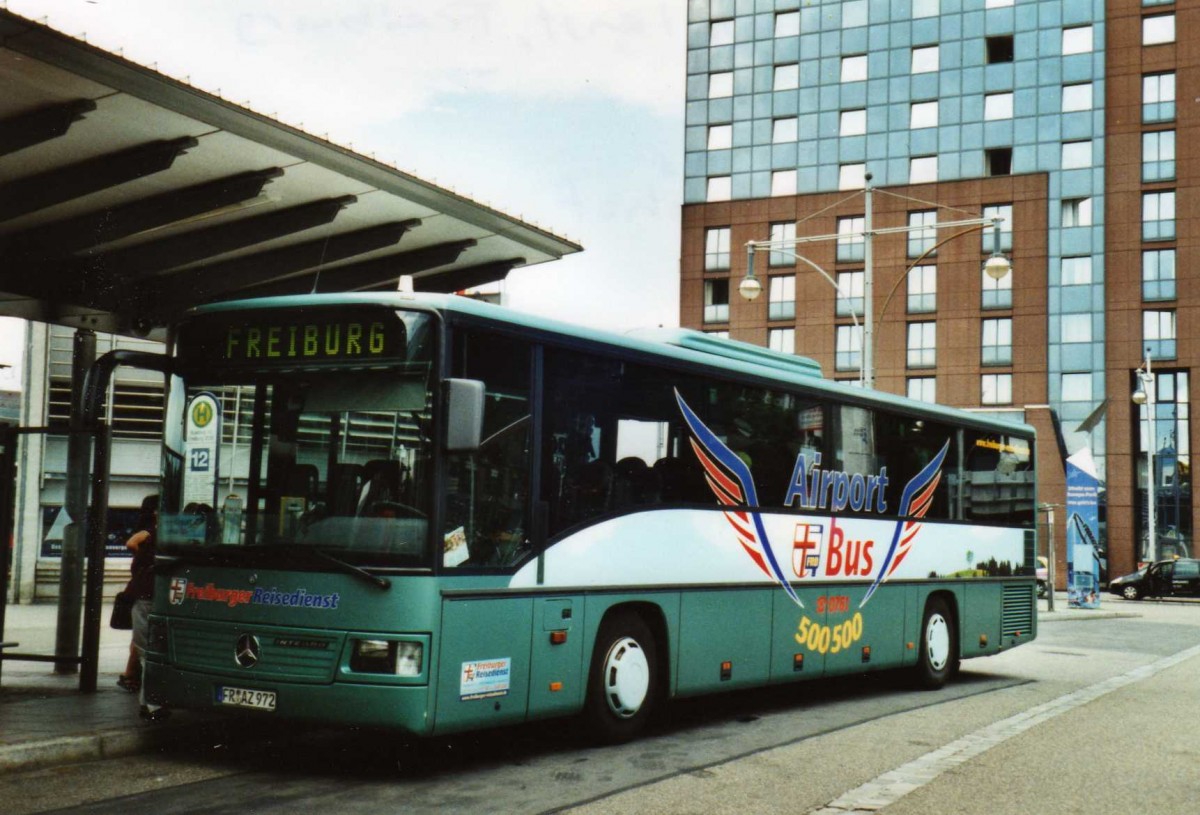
[158,310,435,568]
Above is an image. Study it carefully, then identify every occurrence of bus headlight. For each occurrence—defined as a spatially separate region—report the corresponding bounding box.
[349,639,423,677]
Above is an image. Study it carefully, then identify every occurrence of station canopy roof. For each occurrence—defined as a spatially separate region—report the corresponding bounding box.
[0,10,581,341]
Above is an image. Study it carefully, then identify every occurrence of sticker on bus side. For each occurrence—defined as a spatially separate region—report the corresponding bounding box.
[460,658,511,701]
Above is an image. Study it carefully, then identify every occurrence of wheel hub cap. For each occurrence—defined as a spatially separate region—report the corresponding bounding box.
[926,613,950,671]
[603,636,649,719]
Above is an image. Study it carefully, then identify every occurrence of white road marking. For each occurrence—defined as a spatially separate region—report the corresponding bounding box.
[808,642,1200,814]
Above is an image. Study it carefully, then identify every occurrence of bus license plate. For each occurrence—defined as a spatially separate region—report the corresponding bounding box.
[216,686,276,711]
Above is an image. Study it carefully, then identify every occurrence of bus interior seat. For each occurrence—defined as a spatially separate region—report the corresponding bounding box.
[654,456,708,504]
[358,459,401,515]
[329,463,365,516]
[613,457,659,507]
[283,463,319,502]
[569,459,612,522]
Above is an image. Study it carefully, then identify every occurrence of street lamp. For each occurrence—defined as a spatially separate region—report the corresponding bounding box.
[739,179,1012,388]
[1132,350,1157,563]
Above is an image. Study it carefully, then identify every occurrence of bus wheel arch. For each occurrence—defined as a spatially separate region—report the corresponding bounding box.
[913,592,958,689]
[583,603,667,743]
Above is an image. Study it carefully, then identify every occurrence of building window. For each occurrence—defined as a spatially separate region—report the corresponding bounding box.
[706,176,732,202]
[982,204,1013,252]
[839,163,866,190]
[1062,198,1093,228]
[1062,373,1092,402]
[837,216,865,262]
[706,330,729,339]
[986,147,1013,176]
[1143,14,1175,46]
[982,267,1013,310]
[775,11,800,38]
[1143,130,1176,182]
[1061,256,1093,285]
[912,45,939,74]
[1062,140,1092,169]
[707,124,732,150]
[908,210,937,258]
[710,19,735,47]
[913,0,939,18]
[986,35,1014,64]
[907,265,937,314]
[1062,313,1092,344]
[910,156,937,183]
[773,117,798,143]
[771,170,797,196]
[984,92,1013,120]
[907,377,936,403]
[982,318,1013,365]
[982,373,1013,405]
[709,72,733,99]
[769,221,796,267]
[769,276,796,321]
[1144,310,1176,358]
[910,100,938,129]
[836,325,863,371]
[907,322,937,368]
[704,279,730,323]
[840,109,867,136]
[842,0,868,27]
[1062,83,1093,112]
[1062,26,1093,55]
[1143,72,1176,123]
[841,55,868,82]
[769,328,796,355]
[705,227,731,271]
[1143,248,1176,301]
[1143,191,1176,241]
[774,63,799,91]
[836,270,865,318]
[985,0,1014,7]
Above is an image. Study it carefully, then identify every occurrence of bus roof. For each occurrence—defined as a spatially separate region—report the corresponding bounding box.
[187,292,1036,438]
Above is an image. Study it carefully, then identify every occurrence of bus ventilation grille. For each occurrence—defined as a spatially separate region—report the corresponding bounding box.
[1001,584,1034,637]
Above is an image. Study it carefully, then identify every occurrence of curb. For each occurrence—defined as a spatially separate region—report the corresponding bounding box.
[0,716,229,775]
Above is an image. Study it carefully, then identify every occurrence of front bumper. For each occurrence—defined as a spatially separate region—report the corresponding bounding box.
[143,660,434,735]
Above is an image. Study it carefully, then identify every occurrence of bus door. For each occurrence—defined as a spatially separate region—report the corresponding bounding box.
[435,328,544,732]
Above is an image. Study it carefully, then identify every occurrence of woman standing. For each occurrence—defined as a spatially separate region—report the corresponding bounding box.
[117,495,157,701]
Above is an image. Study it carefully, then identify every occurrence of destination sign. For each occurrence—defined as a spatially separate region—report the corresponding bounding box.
[177,308,407,368]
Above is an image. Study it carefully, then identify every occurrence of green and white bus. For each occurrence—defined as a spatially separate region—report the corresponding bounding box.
[140,292,1038,742]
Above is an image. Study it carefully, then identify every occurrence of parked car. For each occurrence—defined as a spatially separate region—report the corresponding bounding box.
[1108,558,1200,600]
[1035,556,1048,598]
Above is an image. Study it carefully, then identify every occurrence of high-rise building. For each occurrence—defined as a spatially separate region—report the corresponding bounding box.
[679,0,1194,581]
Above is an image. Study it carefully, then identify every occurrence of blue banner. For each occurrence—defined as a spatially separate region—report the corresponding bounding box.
[1066,449,1102,608]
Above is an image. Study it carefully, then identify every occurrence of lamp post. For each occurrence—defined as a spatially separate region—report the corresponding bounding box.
[739,179,1012,388]
[1132,350,1157,563]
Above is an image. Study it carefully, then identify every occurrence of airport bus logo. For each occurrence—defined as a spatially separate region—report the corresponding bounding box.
[169,577,188,605]
[676,389,950,609]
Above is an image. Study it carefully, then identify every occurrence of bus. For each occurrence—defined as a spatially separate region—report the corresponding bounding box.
[138,292,1038,743]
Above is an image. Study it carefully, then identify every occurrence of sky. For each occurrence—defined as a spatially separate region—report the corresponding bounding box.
[3,0,687,341]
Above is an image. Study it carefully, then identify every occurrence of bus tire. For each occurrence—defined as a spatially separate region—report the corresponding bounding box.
[913,597,956,690]
[583,611,657,744]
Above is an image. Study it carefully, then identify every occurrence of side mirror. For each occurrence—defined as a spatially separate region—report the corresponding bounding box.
[445,379,485,452]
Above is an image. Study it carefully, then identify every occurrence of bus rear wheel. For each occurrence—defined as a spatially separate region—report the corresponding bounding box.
[913,597,957,690]
[583,611,657,743]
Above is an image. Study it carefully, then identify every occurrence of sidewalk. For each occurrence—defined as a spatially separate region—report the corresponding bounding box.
[0,601,225,773]
[0,592,1133,775]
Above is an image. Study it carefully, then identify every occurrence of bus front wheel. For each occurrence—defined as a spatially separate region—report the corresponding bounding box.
[914,597,957,690]
[584,611,658,743]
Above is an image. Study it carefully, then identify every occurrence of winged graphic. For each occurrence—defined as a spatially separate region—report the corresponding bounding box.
[675,390,803,608]
[860,440,950,607]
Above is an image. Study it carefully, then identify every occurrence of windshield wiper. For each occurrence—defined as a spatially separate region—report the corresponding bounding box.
[309,547,392,591]
[248,544,392,591]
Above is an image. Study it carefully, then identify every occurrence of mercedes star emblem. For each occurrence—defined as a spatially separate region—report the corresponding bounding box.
[235,633,261,668]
